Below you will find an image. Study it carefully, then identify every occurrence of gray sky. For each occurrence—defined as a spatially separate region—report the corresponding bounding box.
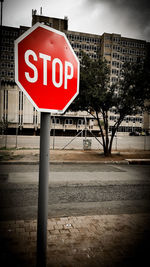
[2,0,150,41]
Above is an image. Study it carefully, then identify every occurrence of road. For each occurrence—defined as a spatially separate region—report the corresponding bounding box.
[0,163,150,220]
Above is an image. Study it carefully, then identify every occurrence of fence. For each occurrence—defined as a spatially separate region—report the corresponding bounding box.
[0,135,150,151]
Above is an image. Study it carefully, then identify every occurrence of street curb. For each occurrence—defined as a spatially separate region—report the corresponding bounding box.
[127,159,150,165]
[0,160,150,165]
[0,160,137,165]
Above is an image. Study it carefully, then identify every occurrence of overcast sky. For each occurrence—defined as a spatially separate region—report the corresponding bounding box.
[2,0,150,41]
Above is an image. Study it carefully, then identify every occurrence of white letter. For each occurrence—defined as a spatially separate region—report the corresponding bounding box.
[64,61,73,89]
[39,53,51,85]
[52,58,63,88]
[25,50,38,83]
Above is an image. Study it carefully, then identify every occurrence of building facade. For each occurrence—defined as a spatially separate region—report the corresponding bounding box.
[0,11,149,135]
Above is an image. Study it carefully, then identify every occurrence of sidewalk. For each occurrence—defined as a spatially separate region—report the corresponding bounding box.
[0,149,150,164]
[0,214,150,267]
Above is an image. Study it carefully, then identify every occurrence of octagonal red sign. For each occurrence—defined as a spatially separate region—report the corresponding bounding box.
[15,22,80,113]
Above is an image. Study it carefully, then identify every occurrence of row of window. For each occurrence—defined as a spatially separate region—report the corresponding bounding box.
[112,61,137,68]
[1,70,14,77]
[109,115,142,123]
[104,36,145,48]
[120,40,145,48]
[1,38,16,44]
[112,69,119,75]
[89,54,99,59]
[52,118,86,125]
[112,45,145,55]
[4,117,90,126]
[112,61,120,68]
[75,51,98,59]
[1,54,14,60]
[111,77,119,83]
[112,53,139,62]
[2,30,19,37]
[109,126,142,132]
[67,34,100,44]
[1,62,14,68]
[0,46,14,52]
[2,116,88,127]
[2,29,145,49]
[71,42,98,51]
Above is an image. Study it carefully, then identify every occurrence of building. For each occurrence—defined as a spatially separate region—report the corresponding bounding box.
[0,11,149,135]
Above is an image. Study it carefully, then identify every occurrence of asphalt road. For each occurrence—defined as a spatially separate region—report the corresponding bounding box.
[0,163,150,220]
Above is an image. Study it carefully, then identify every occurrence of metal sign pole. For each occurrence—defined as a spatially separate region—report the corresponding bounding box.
[37,112,50,267]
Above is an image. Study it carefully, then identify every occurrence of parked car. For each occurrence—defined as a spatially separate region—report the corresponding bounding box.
[140,131,150,136]
[140,131,146,136]
[129,131,140,136]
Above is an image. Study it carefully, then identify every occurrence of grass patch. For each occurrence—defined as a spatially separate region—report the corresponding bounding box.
[0,151,24,161]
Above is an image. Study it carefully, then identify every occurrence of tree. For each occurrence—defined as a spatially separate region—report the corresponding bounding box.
[70,52,150,156]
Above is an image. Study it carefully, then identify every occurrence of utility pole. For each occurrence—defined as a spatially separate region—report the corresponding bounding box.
[0,0,4,26]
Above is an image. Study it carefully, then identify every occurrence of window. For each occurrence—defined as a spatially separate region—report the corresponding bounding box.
[78,119,85,125]
[86,45,89,51]
[65,119,73,125]
[111,77,117,83]
[1,70,5,76]
[105,35,111,40]
[52,117,60,124]
[113,53,120,60]
[105,53,111,56]
[125,56,129,61]
[105,44,111,48]
[112,69,116,74]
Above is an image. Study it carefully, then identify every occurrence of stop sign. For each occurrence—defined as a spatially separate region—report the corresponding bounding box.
[15,22,80,113]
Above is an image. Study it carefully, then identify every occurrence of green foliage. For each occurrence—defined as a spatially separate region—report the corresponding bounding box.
[71,52,113,112]
[115,61,150,117]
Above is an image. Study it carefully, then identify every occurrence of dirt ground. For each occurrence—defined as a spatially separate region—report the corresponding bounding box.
[0,149,150,163]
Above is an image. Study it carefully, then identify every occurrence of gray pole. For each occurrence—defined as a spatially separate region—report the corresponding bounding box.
[37,112,50,267]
